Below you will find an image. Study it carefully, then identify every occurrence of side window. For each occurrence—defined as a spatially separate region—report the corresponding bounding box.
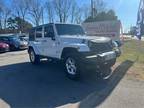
[29,29,35,41]
[44,25,54,38]
[36,27,43,38]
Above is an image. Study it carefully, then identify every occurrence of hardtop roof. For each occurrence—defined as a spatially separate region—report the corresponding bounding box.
[31,23,81,29]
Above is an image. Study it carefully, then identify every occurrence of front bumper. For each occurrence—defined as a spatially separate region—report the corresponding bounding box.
[0,47,9,53]
[79,51,117,70]
[19,45,28,49]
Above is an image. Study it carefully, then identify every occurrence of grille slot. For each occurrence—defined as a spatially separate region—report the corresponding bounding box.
[90,42,113,54]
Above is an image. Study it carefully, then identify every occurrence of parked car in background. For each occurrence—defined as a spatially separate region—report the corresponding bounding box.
[0,42,9,53]
[0,35,28,51]
[19,35,29,42]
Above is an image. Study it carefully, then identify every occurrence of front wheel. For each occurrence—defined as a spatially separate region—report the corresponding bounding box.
[29,49,40,64]
[64,54,80,80]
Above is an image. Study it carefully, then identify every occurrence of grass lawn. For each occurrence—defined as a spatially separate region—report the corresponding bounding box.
[117,40,144,81]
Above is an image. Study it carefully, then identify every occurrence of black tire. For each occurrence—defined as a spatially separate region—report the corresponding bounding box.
[64,53,80,80]
[29,48,40,64]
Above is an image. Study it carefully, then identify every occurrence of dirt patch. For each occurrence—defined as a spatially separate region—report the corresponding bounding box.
[126,63,144,81]
[114,61,144,81]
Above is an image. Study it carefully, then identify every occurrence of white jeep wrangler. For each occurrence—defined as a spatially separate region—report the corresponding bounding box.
[28,23,120,80]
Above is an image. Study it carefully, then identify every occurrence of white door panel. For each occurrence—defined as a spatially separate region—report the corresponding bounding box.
[42,24,58,58]
[35,38,44,55]
[41,38,57,57]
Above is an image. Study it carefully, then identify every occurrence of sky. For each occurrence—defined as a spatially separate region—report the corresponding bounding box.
[105,0,140,32]
[5,0,140,32]
[79,0,140,32]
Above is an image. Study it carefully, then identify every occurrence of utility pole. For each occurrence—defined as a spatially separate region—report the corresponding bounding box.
[91,0,96,18]
[91,0,94,18]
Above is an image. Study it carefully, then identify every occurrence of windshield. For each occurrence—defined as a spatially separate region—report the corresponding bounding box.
[9,36,20,42]
[55,24,85,36]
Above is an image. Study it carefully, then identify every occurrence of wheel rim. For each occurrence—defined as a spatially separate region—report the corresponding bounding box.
[66,57,77,75]
[30,50,35,62]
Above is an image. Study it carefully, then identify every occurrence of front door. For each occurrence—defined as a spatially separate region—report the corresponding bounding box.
[42,25,57,58]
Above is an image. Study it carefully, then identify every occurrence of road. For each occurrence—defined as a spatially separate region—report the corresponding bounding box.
[0,51,144,108]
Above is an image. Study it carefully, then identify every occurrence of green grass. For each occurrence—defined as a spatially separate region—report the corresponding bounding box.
[118,40,144,63]
[117,40,144,80]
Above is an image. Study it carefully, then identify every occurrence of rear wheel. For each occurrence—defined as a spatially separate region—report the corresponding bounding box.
[29,48,40,64]
[64,54,80,80]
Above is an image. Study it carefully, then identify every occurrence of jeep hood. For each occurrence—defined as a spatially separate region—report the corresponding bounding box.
[60,35,111,43]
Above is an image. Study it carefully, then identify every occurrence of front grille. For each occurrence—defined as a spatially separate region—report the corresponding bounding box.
[90,41,113,54]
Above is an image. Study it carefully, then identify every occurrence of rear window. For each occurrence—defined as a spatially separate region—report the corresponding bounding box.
[36,27,43,38]
[29,29,35,41]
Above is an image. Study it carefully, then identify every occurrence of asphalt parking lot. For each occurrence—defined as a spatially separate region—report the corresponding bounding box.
[0,51,144,108]
[0,50,109,108]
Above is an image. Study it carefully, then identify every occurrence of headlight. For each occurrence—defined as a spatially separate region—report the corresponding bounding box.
[81,39,92,47]
[81,40,93,49]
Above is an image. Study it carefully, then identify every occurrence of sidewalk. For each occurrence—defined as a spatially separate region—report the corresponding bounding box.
[97,79,144,108]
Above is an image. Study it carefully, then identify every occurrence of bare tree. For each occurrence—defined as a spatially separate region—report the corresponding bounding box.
[0,0,11,30]
[70,0,77,23]
[45,1,55,23]
[75,7,83,24]
[12,0,29,19]
[2,7,11,30]
[94,0,106,13]
[53,0,72,23]
[28,0,44,26]
[82,5,91,20]
[12,0,29,31]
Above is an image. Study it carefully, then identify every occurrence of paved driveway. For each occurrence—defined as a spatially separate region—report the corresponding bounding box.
[0,51,143,108]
